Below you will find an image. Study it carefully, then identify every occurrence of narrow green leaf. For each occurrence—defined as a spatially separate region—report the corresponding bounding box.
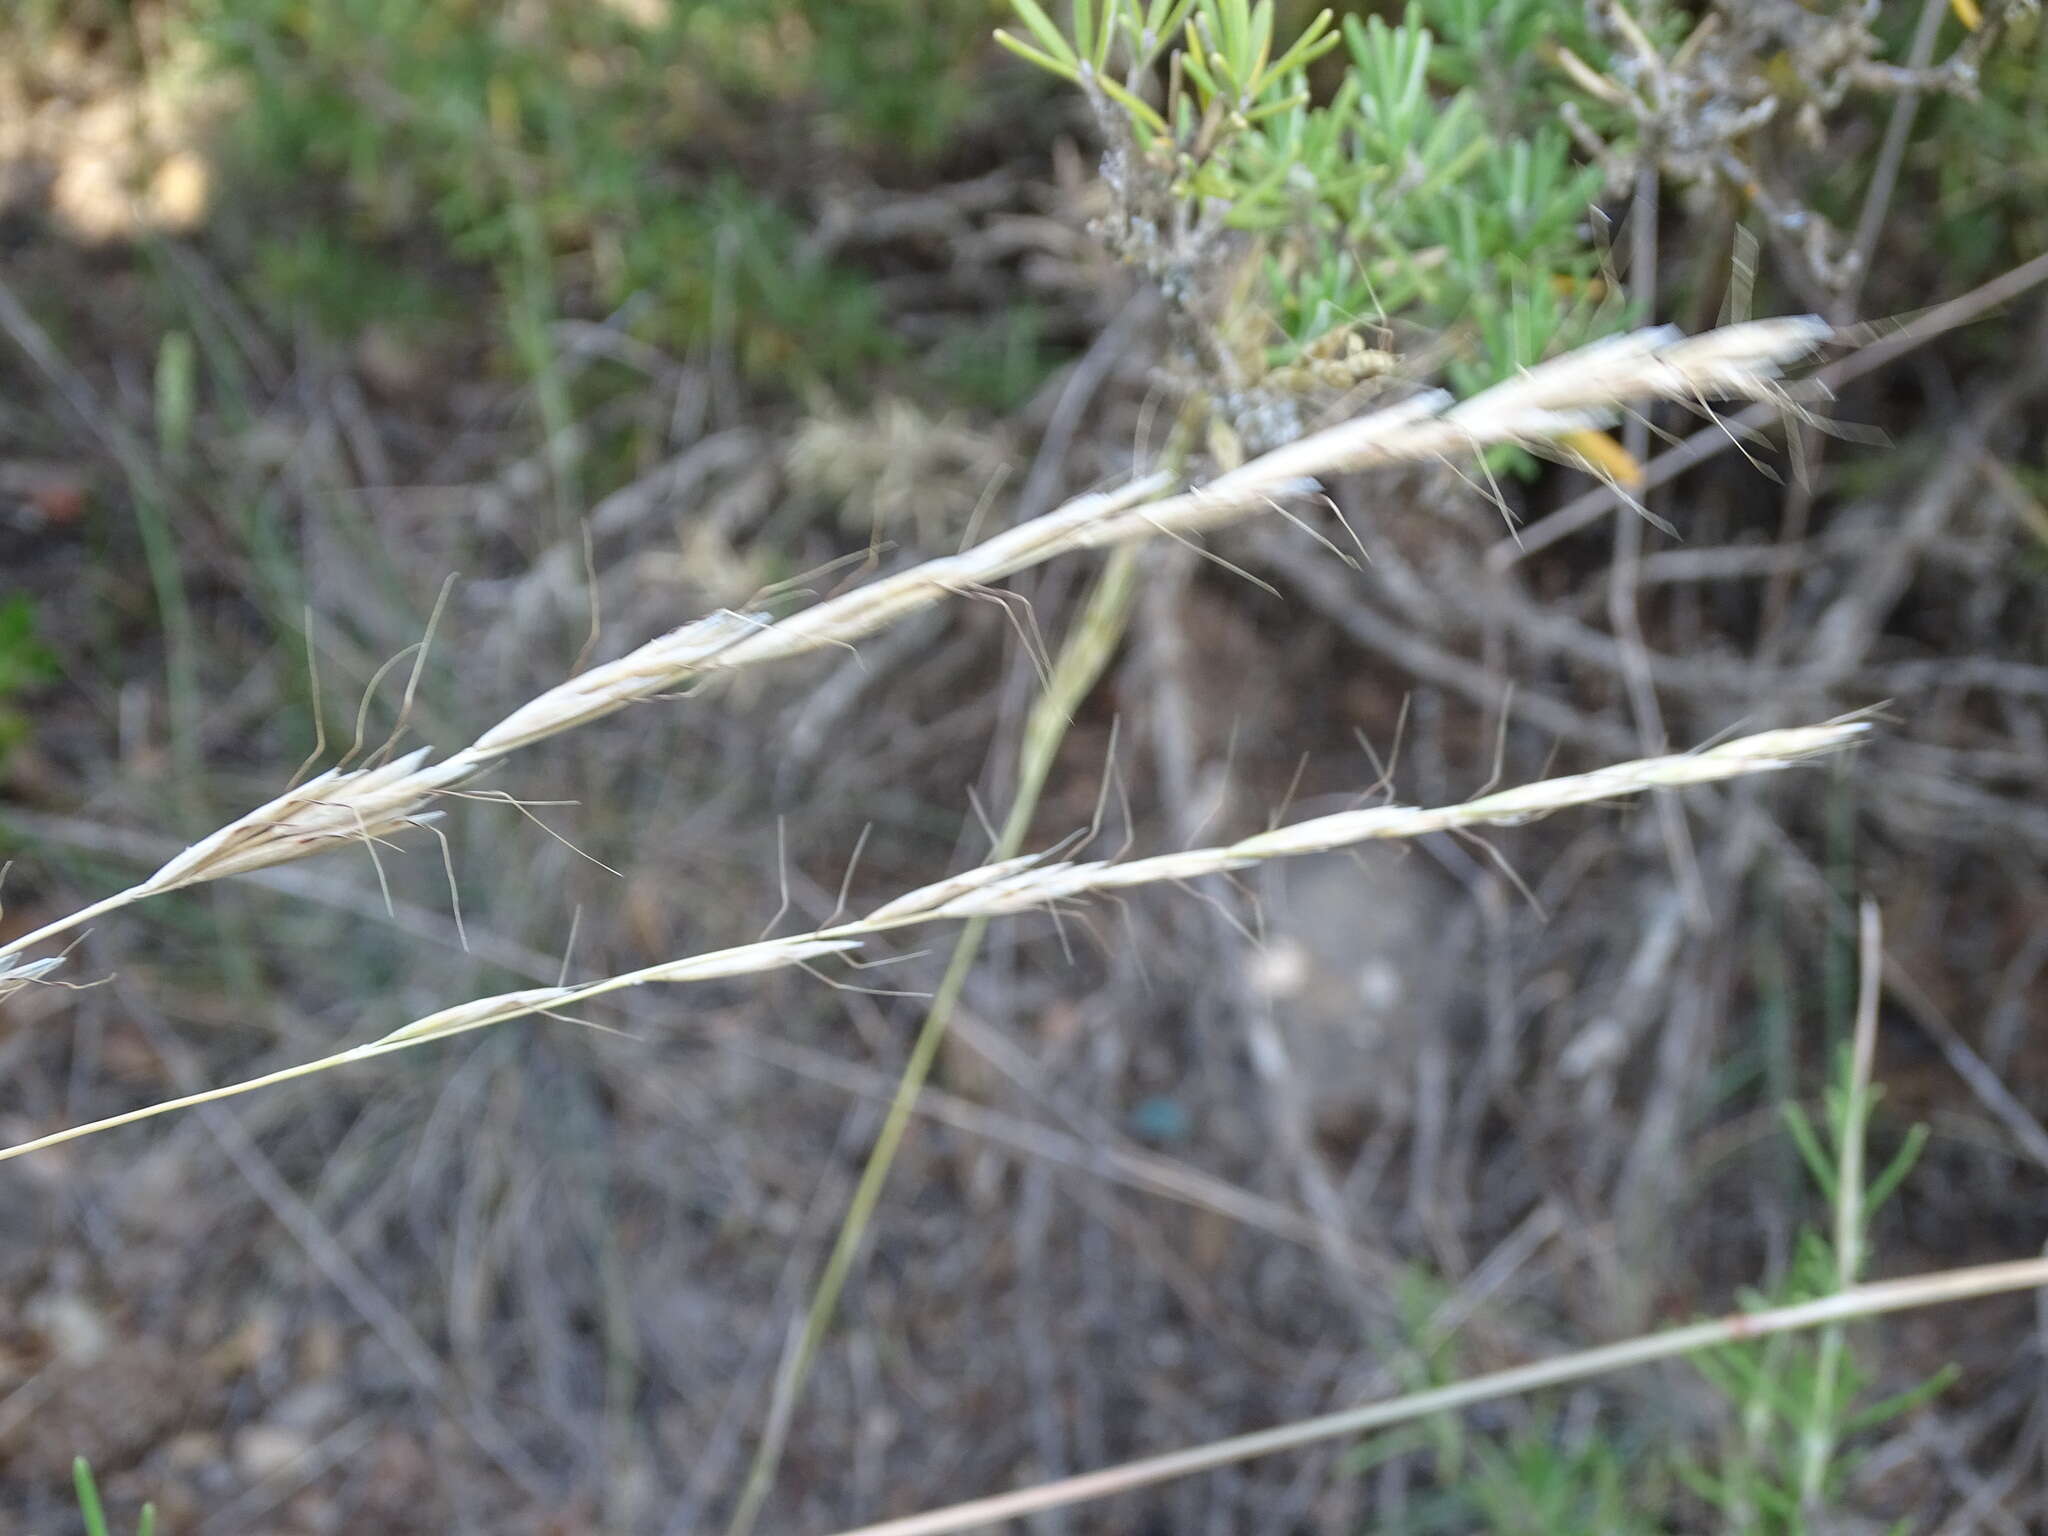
[1266,9,1339,82]
[1781,1102,1840,1201]
[1341,11,1371,70]
[1401,22,1433,118]
[994,28,1082,81]
[154,331,196,471]
[1145,0,1191,42]
[1691,1342,1768,1396]
[74,1459,109,1536]
[1214,0,1247,69]
[1843,1362,1959,1437]
[1863,1122,1930,1215]
[1087,0,1116,69]
[1749,1477,1803,1521]
[1188,9,1238,99]
[1006,0,1079,66]
[1179,41,1219,101]
[1247,0,1274,84]
[1240,89,1310,124]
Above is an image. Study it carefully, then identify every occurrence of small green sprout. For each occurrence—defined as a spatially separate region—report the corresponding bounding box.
[73,1458,157,1536]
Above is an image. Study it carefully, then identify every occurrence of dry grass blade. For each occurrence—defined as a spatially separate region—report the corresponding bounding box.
[0,320,1828,969]
[829,1257,2048,1536]
[0,722,1864,1164]
[0,954,67,1001]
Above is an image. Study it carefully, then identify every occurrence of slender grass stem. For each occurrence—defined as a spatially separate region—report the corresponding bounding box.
[725,547,1142,1536]
[832,1256,2048,1536]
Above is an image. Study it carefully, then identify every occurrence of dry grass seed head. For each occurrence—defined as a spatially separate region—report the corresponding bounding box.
[0,321,1833,973]
[0,721,1866,1163]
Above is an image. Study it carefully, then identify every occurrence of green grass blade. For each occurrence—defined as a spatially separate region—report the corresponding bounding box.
[1006,0,1079,67]
[994,28,1082,81]
[73,1459,109,1536]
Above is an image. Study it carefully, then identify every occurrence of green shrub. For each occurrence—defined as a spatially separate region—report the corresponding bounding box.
[186,0,1018,392]
[999,0,2044,465]
[996,0,1638,429]
[0,595,57,768]
[1920,9,2048,285]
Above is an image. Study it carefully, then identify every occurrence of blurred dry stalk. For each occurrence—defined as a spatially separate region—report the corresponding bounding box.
[785,400,1013,547]
[839,1250,2048,1536]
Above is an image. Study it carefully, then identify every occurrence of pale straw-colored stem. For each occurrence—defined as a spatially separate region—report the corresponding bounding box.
[0,890,140,970]
[0,318,1830,970]
[0,953,70,1002]
[829,1256,2048,1536]
[0,721,1863,1163]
